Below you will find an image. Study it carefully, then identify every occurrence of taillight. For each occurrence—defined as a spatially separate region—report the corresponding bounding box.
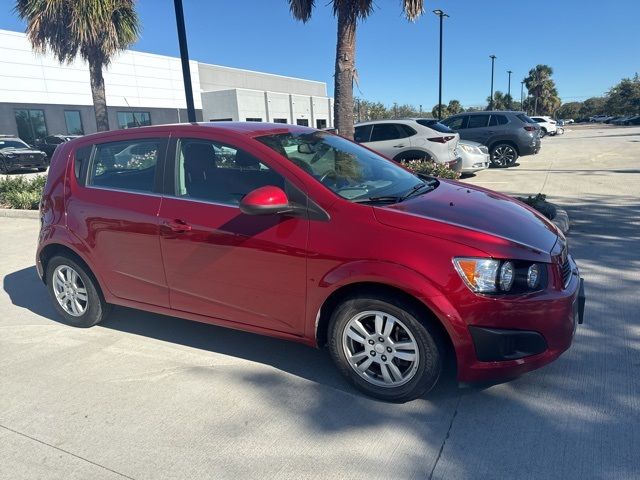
[524,126,537,131]
[428,135,455,143]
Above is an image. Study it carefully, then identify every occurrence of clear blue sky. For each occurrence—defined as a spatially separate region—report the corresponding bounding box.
[2,0,639,108]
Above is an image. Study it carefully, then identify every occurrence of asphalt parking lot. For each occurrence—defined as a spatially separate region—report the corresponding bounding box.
[1,125,639,480]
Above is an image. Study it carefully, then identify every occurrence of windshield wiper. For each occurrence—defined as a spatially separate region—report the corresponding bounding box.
[352,195,403,204]
[400,181,435,201]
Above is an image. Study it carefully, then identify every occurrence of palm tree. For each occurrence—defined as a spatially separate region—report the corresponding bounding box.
[486,91,511,111]
[15,0,140,132]
[524,65,560,116]
[288,0,424,139]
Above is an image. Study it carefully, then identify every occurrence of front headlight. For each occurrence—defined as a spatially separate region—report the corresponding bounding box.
[459,144,480,154]
[453,257,548,294]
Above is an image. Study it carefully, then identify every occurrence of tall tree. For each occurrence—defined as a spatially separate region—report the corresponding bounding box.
[447,99,463,115]
[288,0,424,139]
[15,0,140,132]
[605,75,640,115]
[524,65,561,115]
[556,101,583,119]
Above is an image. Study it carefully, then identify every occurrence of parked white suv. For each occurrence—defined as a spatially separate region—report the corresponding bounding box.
[354,119,462,172]
[529,116,557,137]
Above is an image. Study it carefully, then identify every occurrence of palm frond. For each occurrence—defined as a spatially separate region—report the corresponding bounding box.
[288,0,314,22]
[402,0,424,21]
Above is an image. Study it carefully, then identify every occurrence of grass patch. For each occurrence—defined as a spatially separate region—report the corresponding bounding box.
[0,175,46,210]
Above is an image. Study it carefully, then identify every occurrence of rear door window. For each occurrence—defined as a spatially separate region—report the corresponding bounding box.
[87,139,163,193]
[370,124,407,142]
[489,115,508,126]
[467,115,490,129]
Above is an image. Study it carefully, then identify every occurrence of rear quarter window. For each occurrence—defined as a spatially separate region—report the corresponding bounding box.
[517,114,538,124]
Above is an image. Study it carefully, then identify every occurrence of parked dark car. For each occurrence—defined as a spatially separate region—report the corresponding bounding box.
[35,134,81,159]
[440,111,541,167]
[625,115,640,125]
[36,122,584,403]
[0,136,48,173]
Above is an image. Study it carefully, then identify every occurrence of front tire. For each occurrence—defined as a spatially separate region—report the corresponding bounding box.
[490,143,519,167]
[46,255,111,328]
[328,294,443,402]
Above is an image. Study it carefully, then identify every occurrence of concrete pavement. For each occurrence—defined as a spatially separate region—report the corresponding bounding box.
[1,125,639,479]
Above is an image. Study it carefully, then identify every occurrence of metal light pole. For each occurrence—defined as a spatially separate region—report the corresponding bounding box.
[489,55,496,109]
[174,0,196,122]
[520,80,525,112]
[507,70,512,109]
[433,9,449,120]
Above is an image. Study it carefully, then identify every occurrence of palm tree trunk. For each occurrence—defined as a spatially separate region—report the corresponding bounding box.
[88,57,110,132]
[334,4,356,139]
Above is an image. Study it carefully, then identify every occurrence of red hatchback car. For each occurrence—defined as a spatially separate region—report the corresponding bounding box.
[37,122,585,402]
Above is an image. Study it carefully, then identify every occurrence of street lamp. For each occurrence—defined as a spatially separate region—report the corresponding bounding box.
[433,9,449,120]
[507,70,512,109]
[489,55,496,110]
[521,80,525,112]
[174,0,196,122]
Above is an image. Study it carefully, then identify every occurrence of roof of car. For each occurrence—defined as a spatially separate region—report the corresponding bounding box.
[454,110,526,116]
[70,122,315,143]
[355,119,424,126]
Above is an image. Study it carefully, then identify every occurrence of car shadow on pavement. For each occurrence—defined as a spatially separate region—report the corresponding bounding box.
[2,265,461,403]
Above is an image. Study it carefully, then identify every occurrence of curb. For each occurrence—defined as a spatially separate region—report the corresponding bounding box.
[0,208,40,219]
[552,207,570,234]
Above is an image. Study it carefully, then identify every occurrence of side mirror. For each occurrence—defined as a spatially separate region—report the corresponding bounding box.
[240,186,296,216]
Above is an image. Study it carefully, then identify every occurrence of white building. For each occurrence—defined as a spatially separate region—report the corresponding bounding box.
[0,29,333,143]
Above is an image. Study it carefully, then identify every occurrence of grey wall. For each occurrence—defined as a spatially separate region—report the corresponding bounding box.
[0,102,203,139]
[198,64,326,97]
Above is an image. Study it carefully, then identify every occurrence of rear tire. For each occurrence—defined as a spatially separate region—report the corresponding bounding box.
[328,294,443,403]
[490,143,518,168]
[37,167,47,172]
[539,128,547,138]
[46,255,111,328]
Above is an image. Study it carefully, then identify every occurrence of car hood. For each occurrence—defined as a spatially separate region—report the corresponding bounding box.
[374,180,560,256]
[458,139,483,148]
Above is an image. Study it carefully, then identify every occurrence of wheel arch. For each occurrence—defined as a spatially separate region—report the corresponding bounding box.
[39,243,107,303]
[315,282,456,371]
[488,139,520,155]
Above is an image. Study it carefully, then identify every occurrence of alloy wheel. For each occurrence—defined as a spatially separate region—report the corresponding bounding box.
[52,265,88,317]
[491,145,516,167]
[342,310,420,388]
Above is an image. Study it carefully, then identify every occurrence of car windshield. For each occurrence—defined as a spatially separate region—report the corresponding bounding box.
[256,130,435,202]
[0,139,29,149]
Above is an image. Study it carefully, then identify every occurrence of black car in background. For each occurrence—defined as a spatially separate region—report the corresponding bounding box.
[0,136,48,174]
[34,134,81,159]
[440,111,541,167]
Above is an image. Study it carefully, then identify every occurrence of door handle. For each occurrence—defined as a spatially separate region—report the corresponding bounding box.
[393,144,406,148]
[162,219,192,233]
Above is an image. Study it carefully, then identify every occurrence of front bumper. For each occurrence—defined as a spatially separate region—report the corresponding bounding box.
[451,257,584,383]
[445,157,463,173]
[2,154,47,169]
[461,153,490,173]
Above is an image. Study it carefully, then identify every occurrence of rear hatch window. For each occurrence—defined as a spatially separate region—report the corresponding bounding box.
[516,114,538,124]
[416,119,454,133]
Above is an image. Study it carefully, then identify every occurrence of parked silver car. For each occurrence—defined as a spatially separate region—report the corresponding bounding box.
[458,140,490,175]
[354,119,462,172]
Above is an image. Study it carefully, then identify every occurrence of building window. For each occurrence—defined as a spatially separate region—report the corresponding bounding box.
[14,109,47,144]
[245,118,262,122]
[316,119,327,129]
[117,111,151,129]
[209,118,233,122]
[273,118,288,124]
[64,110,84,135]
[296,119,309,126]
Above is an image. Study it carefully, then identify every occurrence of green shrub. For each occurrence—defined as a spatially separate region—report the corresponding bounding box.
[0,174,47,210]
[400,159,461,180]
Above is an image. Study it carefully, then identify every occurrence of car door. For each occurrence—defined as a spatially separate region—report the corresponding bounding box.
[65,132,170,307]
[464,114,492,144]
[365,123,412,159]
[157,133,309,335]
